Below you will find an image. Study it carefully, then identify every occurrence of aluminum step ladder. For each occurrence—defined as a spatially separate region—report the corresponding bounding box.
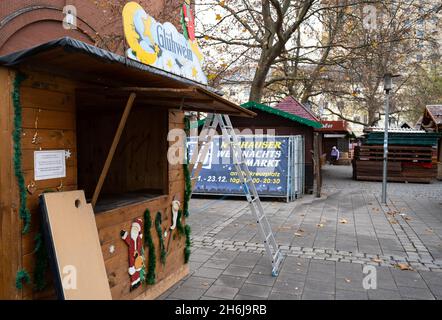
[188,113,284,276]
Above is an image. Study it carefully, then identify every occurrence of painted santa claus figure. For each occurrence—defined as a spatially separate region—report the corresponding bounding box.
[121,218,145,290]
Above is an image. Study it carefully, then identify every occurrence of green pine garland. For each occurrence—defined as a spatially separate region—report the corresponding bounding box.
[183,163,192,218]
[184,116,190,132]
[184,225,191,263]
[176,209,185,236]
[33,231,48,291]
[144,209,156,285]
[155,212,167,265]
[183,116,193,263]
[15,269,31,290]
[12,73,31,234]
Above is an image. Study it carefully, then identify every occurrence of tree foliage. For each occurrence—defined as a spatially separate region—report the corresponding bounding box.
[197,0,442,125]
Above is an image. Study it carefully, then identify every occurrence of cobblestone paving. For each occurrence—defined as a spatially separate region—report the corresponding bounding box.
[161,165,442,300]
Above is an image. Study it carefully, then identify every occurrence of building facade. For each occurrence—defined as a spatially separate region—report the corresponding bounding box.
[0,0,182,56]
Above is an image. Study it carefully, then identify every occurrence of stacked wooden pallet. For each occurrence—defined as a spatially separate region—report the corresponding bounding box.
[353,145,437,183]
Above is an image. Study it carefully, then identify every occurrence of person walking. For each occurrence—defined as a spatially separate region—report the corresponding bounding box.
[330,146,340,165]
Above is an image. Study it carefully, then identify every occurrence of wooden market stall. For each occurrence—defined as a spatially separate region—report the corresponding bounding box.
[316,120,352,165]
[353,128,441,183]
[0,37,254,300]
[417,105,442,179]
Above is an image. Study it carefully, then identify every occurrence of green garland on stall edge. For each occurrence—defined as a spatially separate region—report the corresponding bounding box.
[176,209,185,236]
[33,231,48,291]
[12,73,31,235]
[155,212,167,265]
[144,209,156,285]
[184,225,191,263]
[183,163,192,218]
[15,269,31,290]
[183,116,192,263]
[183,117,191,219]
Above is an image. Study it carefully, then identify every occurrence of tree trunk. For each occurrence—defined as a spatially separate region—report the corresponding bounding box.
[368,107,378,126]
[249,55,272,103]
[249,46,282,103]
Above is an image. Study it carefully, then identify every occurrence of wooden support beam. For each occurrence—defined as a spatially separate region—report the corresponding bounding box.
[91,93,136,208]
[313,132,322,198]
[0,69,22,299]
[77,87,197,96]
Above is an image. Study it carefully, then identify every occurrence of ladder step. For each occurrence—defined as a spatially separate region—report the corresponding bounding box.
[272,250,281,263]
[265,233,272,243]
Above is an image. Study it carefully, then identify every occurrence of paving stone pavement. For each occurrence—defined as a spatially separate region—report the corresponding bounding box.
[160,165,442,300]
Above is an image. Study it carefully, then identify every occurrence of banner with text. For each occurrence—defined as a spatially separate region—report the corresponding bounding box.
[188,136,289,197]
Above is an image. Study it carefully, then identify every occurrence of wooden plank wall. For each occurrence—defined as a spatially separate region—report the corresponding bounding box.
[7,66,187,300]
[19,70,78,299]
[77,105,169,198]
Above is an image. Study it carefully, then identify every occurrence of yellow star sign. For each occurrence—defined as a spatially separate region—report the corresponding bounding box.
[166,59,173,70]
[191,66,198,78]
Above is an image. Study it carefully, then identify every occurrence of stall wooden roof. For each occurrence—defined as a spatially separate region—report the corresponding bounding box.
[0,37,255,117]
[242,101,322,128]
[426,105,442,126]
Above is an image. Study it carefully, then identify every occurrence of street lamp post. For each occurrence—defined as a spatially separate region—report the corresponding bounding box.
[381,73,399,204]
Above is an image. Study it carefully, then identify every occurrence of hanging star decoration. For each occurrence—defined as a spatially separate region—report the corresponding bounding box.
[65,149,72,159]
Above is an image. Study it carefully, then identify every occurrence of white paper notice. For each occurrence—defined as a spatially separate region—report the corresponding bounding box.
[34,150,67,181]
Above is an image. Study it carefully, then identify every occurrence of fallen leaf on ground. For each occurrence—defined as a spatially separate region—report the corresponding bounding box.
[404,217,412,221]
[294,232,303,237]
[372,258,382,263]
[317,223,324,228]
[339,218,348,224]
[389,219,398,224]
[344,278,351,283]
[396,263,412,271]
